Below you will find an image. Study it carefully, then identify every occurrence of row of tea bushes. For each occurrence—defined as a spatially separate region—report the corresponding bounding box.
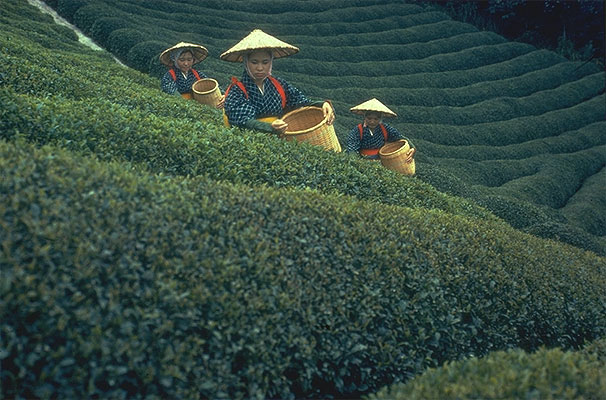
[418,122,606,161]
[0,1,79,51]
[48,0,418,18]
[2,139,605,399]
[11,1,606,253]
[275,42,536,77]
[302,61,601,107]
[561,167,606,237]
[413,167,606,256]
[370,340,606,400]
[0,86,490,222]
[113,0,427,25]
[273,49,569,90]
[68,2,448,42]
[404,94,606,146]
[386,73,604,125]
[280,20,478,47]
[295,31,505,62]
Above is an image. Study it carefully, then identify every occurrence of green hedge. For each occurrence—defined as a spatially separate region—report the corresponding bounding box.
[52,0,88,22]
[106,28,148,62]
[127,40,168,73]
[2,140,605,399]
[89,16,130,47]
[275,42,535,76]
[273,50,568,90]
[0,86,491,222]
[114,0,426,25]
[417,122,606,161]
[295,31,505,62]
[561,166,606,237]
[407,94,606,145]
[274,20,478,47]
[0,2,78,50]
[72,2,117,35]
[369,342,606,400]
[303,60,600,107]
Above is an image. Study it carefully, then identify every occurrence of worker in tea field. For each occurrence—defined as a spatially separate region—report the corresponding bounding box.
[220,29,334,134]
[346,98,415,162]
[160,42,224,107]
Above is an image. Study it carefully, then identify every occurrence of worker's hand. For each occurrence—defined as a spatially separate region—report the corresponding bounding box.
[323,101,335,125]
[216,95,225,109]
[405,147,416,163]
[271,119,289,134]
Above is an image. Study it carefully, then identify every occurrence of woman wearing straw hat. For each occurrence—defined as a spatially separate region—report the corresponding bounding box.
[221,29,335,134]
[160,41,224,107]
[347,98,415,161]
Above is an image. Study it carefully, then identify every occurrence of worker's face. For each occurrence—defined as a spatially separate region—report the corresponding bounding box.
[176,50,194,73]
[246,50,272,81]
[364,112,382,129]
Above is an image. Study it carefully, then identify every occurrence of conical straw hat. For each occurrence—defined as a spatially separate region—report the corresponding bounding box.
[220,29,299,62]
[350,98,397,118]
[159,42,208,66]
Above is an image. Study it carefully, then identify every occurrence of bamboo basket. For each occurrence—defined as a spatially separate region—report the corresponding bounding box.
[192,78,222,107]
[281,106,341,152]
[379,140,416,175]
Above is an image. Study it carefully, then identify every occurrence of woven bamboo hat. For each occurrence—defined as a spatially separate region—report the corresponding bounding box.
[350,98,398,118]
[220,29,299,62]
[159,42,208,66]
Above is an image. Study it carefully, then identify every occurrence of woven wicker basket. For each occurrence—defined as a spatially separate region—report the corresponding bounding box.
[281,106,341,152]
[192,78,222,107]
[379,140,416,175]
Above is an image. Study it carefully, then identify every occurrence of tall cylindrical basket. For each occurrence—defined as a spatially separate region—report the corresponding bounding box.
[192,78,222,107]
[379,140,416,175]
[281,106,341,152]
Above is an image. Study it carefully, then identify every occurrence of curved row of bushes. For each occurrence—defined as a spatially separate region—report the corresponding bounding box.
[275,50,570,91]
[418,122,606,161]
[0,85,487,222]
[303,61,600,107]
[370,340,606,400]
[561,167,606,237]
[3,2,604,254]
[29,0,606,252]
[374,74,605,125]
[48,0,416,18]
[113,0,426,25]
[404,94,606,145]
[2,139,605,399]
[276,42,536,77]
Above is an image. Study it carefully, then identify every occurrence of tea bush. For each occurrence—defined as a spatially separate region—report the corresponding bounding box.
[561,167,606,237]
[276,42,536,76]
[89,16,129,47]
[2,140,605,399]
[0,86,490,221]
[369,343,606,400]
[277,49,568,90]
[297,32,506,63]
[407,94,606,145]
[419,122,606,161]
[306,61,601,108]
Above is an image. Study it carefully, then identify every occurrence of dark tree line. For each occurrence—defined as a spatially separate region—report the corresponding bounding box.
[421,0,604,67]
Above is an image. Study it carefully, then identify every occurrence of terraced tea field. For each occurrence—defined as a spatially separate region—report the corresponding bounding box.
[48,0,606,253]
[2,2,605,398]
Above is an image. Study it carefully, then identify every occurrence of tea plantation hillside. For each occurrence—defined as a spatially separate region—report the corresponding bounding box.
[42,0,606,255]
[2,2,606,399]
